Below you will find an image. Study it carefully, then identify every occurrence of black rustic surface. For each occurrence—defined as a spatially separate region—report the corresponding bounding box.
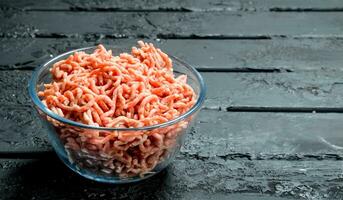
[1,0,343,199]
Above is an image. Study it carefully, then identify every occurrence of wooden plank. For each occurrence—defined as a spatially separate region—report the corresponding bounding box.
[2,38,343,71]
[3,70,343,109]
[1,12,343,38]
[0,0,240,11]
[0,157,342,199]
[0,105,50,152]
[2,102,343,158]
[185,110,343,158]
[1,0,343,11]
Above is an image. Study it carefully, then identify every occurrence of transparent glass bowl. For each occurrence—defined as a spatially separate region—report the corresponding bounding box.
[28,46,206,183]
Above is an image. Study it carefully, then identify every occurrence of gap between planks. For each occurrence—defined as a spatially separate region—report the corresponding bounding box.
[270,7,343,12]
[225,106,343,113]
[3,33,343,40]
[0,33,274,40]
[13,7,343,13]
[0,151,342,161]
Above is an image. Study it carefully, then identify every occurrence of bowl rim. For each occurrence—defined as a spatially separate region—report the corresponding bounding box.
[28,46,206,131]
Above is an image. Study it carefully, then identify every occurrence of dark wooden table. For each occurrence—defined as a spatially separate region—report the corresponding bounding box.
[1,0,343,199]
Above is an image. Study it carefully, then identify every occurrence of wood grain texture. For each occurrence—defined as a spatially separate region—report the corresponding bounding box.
[2,38,343,71]
[0,157,342,200]
[1,0,343,11]
[1,11,343,38]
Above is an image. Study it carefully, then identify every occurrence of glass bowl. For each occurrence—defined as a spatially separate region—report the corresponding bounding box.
[28,46,206,183]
